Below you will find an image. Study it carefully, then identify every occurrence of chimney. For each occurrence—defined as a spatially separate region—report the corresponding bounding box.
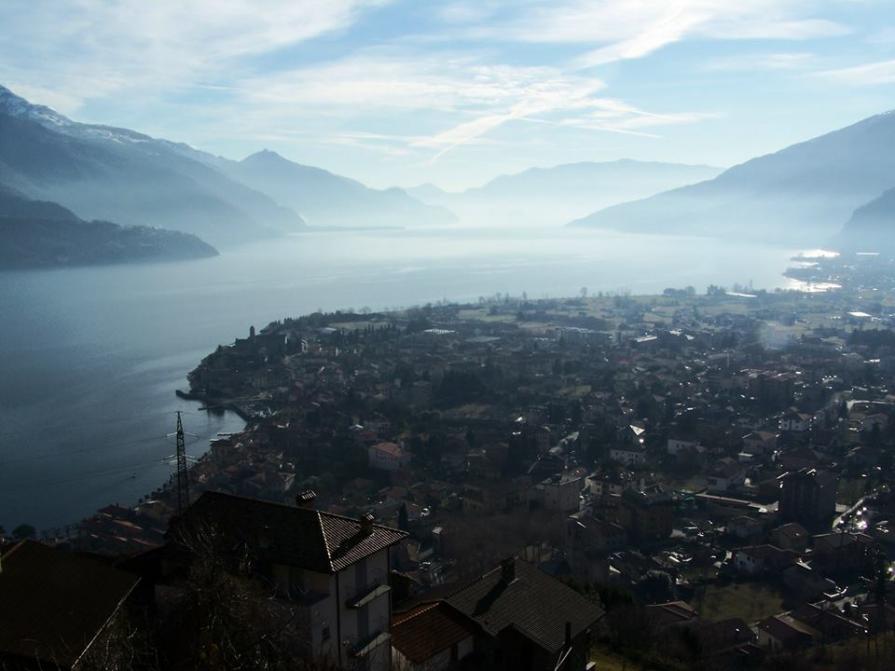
[500,557,516,583]
[296,490,317,509]
[360,512,375,536]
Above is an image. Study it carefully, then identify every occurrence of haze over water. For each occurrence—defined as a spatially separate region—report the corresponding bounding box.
[0,228,800,530]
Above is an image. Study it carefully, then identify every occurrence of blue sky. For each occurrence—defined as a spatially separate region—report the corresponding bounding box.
[2,1,894,189]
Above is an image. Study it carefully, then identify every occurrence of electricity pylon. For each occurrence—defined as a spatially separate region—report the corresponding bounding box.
[175,411,189,515]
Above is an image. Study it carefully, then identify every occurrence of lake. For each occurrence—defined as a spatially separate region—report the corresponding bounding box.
[0,227,799,531]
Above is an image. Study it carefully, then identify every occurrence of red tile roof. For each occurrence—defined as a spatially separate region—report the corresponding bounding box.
[392,602,477,664]
[371,442,404,458]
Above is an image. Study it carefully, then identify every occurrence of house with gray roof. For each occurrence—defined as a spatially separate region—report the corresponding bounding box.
[443,557,603,671]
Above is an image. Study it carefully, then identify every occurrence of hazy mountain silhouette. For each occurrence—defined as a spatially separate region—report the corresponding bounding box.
[837,187,895,251]
[0,85,303,247]
[570,111,895,244]
[220,149,456,228]
[0,183,218,269]
[405,183,451,205]
[409,160,721,228]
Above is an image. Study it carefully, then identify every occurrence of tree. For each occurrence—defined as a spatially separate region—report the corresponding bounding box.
[636,570,674,604]
[78,607,159,671]
[870,423,882,448]
[159,519,318,670]
[12,523,36,540]
[570,400,583,425]
[398,503,409,532]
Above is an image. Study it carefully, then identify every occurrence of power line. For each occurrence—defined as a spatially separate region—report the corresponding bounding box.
[0,431,210,466]
[0,457,172,492]
[0,411,223,466]
[1,412,227,492]
[0,435,168,466]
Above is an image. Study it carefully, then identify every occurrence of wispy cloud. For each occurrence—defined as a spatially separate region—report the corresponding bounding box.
[547,99,719,138]
[0,0,390,110]
[482,0,848,68]
[417,86,606,161]
[817,58,895,86]
[435,1,503,25]
[704,52,816,72]
[246,52,711,161]
[866,27,895,45]
[234,53,613,160]
[0,0,877,187]
[242,55,572,112]
[415,92,721,161]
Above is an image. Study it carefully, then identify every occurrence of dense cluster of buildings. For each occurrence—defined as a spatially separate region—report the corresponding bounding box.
[5,255,895,669]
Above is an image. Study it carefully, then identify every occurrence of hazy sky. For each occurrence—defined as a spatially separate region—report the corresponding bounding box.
[2,1,894,190]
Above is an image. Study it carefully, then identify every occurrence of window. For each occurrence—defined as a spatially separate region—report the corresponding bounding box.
[321,625,331,642]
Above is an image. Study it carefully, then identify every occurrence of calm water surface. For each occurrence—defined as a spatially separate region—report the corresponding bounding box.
[0,228,798,530]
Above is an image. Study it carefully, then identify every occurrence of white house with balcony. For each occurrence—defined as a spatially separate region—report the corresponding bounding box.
[178,490,407,671]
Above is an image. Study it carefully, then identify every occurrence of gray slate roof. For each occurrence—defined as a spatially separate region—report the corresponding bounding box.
[446,558,603,654]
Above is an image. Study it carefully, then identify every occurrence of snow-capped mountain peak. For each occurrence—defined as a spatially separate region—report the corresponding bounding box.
[0,85,74,129]
[0,84,162,146]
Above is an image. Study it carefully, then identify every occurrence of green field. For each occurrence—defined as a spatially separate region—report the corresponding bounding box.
[590,647,645,671]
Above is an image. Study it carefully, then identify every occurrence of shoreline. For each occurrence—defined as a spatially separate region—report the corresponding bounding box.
[100,265,829,526]
[175,389,254,423]
[23,242,839,545]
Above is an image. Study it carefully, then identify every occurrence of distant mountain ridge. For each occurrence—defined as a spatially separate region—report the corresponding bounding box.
[0,85,455,238]
[0,85,304,247]
[838,187,895,251]
[10,83,894,249]
[218,149,456,228]
[469,159,720,197]
[570,111,895,244]
[408,160,722,228]
[0,183,217,269]
[405,183,451,204]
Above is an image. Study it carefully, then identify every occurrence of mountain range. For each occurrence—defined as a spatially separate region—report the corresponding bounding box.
[4,81,895,260]
[570,111,895,248]
[217,149,456,229]
[838,187,895,251]
[408,160,722,228]
[0,86,305,247]
[0,183,217,269]
[0,85,453,251]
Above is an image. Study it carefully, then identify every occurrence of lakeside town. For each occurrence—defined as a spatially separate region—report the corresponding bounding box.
[6,251,895,670]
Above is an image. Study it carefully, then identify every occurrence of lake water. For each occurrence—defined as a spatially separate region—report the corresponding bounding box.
[0,227,798,531]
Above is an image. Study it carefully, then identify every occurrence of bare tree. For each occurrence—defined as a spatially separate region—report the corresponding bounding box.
[155,519,333,671]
